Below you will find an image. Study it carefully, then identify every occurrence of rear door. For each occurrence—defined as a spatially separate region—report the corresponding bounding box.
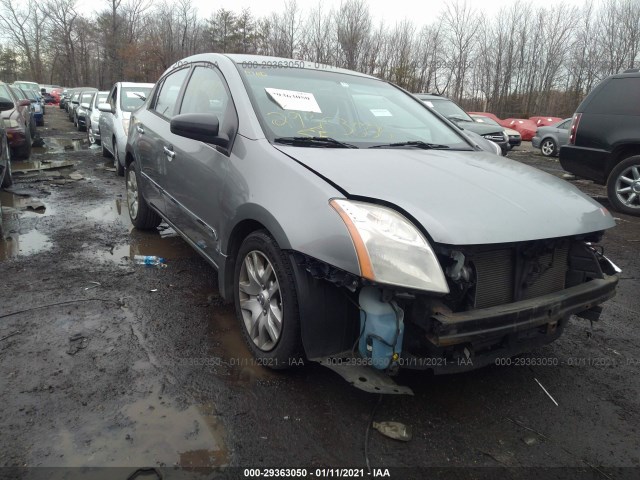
[134,67,190,219]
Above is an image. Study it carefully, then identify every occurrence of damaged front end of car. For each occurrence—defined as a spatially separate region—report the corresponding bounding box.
[292,229,619,395]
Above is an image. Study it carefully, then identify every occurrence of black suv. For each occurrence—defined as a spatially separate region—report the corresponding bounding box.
[559,71,640,215]
[415,93,509,155]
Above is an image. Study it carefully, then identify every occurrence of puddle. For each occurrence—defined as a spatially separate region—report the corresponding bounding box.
[46,392,229,467]
[80,200,198,265]
[31,137,87,155]
[85,199,131,226]
[206,301,277,385]
[11,159,77,173]
[0,229,53,260]
[0,191,53,218]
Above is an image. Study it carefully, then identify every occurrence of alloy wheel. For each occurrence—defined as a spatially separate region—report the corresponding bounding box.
[614,164,640,210]
[541,139,555,156]
[238,250,283,351]
[126,167,139,219]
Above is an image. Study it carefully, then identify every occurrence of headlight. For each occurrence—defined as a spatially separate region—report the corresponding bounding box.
[122,117,130,136]
[330,199,449,293]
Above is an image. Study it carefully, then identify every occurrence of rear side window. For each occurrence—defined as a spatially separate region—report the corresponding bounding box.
[585,77,640,115]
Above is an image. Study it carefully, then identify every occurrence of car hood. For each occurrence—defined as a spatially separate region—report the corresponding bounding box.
[456,121,503,136]
[505,128,520,136]
[274,146,615,245]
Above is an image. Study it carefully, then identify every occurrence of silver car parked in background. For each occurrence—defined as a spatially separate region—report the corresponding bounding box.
[532,117,572,157]
[125,54,619,391]
[86,91,109,145]
[99,82,154,176]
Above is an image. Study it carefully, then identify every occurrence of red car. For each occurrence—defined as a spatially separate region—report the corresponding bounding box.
[499,118,538,141]
[530,116,563,127]
[49,88,63,104]
[0,81,34,159]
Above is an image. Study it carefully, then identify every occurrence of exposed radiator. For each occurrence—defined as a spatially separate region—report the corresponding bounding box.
[471,244,569,309]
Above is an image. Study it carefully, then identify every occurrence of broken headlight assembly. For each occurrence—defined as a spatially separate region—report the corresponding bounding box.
[330,198,449,293]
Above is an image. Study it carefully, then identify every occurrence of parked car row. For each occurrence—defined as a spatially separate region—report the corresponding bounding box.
[415,93,511,154]
[0,81,38,162]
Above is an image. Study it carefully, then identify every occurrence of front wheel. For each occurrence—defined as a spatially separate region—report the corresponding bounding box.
[540,138,557,157]
[87,121,96,145]
[126,160,162,229]
[234,231,303,369]
[607,155,640,215]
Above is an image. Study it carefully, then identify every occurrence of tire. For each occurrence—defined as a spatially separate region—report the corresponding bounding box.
[29,117,36,137]
[607,155,640,215]
[113,138,124,176]
[126,159,161,229]
[73,115,78,129]
[15,127,32,159]
[540,138,557,157]
[234,230,303,369]
[1,142,13,188]
[87,121,96,145]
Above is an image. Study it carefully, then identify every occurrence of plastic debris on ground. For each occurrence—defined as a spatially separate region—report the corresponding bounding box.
[372,421,412,441]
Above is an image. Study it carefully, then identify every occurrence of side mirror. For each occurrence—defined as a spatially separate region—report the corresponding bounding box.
[19,99,31,107]
[98,103,113,113]
[170,113,228,147]
[80,102,90,109]
[0,98,14,111]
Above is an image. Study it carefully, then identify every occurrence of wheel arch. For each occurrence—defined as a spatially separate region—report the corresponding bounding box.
[219,213,289,302]
[607,144,640,179]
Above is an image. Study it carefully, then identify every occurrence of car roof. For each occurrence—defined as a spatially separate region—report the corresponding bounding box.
[415,93,450,101]
[169,53,379,81]
[118,82,154,88]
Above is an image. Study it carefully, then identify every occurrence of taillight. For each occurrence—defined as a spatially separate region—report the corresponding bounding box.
[569,113,582,144]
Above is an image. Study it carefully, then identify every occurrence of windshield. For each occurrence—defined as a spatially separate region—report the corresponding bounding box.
[120,87,152,112]
[14,82,39,92]
[238,65,470,149]
[95,92,108,106]
[424,99,473,122]
[81,92,95,104]
[0,85,13,104]
[472,115,500,126]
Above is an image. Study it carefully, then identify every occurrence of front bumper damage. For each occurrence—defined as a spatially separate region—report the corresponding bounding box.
[413,274,618,374]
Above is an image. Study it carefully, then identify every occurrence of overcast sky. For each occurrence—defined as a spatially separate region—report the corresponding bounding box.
[79,0,587,25]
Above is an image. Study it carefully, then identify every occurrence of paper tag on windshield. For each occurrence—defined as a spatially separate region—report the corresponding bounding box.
[265,88,321,113]
[370,109,392,117]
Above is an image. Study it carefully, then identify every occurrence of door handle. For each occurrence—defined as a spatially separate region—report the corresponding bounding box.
[136,125,145,134]
[163,146,176,161]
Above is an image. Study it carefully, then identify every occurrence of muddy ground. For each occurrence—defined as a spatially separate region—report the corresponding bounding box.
[1,109,639,480]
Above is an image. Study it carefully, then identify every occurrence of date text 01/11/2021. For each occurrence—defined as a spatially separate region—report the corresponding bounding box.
[243,468,391,477]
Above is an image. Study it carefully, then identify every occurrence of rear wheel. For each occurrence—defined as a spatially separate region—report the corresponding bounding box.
[540,138,557,157]
[1,141,13,188]
[607,155,640,215]
[234,230,302,369]
[126,159,161,229]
